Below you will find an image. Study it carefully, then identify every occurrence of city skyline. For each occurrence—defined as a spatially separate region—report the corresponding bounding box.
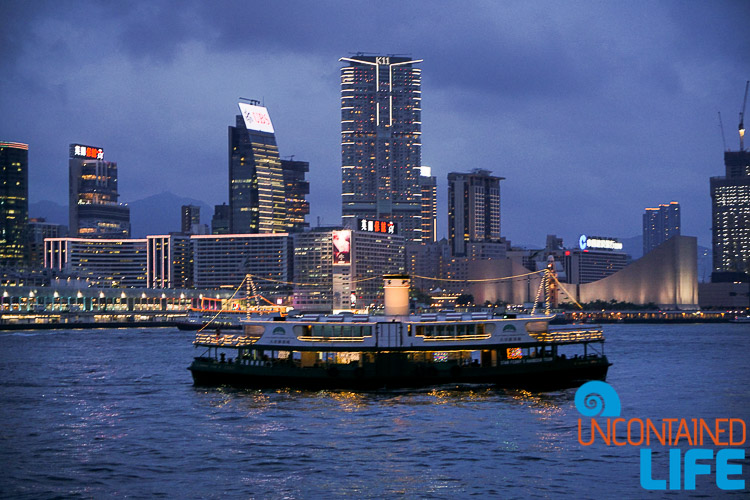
[1,2,748,249]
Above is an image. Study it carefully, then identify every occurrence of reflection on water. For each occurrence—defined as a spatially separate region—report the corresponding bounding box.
[1,324,748,498]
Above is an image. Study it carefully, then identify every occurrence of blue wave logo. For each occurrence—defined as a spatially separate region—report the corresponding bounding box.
[575,381,621,417]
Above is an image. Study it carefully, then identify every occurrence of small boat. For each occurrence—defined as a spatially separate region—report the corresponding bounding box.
[188,276,611,390]
[729,315,750,324]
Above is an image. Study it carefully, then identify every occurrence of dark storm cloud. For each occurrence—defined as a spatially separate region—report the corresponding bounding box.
[0,0,747,247]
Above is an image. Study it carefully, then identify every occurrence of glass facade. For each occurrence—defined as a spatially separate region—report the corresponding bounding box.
[229,113,286,234]
[0,142,29,265]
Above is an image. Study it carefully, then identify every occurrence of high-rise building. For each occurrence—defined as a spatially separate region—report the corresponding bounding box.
[0,142,29,265]
[229,101,286,234]
[419,166,437,244]
[711,150,750,277]
[280,159,310,232]
[448,169,504,257]
[68,144,130,238]
[211,203,230,235]
[181,205,201,234]
[27,218,67,267]
[340,54,424,242]
[643,201,680,255]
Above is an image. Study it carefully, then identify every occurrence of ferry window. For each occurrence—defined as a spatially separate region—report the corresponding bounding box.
[476,324,484,336]
[323,325,334,337]
[525,321,547,335]
[457,324,465,336]
[436,325,444,336]
[362,325,372,336]
[415,325,424,336]
[342,325,353,337]
[312,324,323,337]
[467,324,475,335]
[246,325,265,336]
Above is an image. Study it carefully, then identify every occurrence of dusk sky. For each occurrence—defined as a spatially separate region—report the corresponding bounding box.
[1,1,748,248]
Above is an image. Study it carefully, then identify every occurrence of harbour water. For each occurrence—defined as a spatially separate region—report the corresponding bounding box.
[1,324,748,498]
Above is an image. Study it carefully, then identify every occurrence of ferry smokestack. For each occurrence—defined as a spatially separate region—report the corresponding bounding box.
[383,274,410,316]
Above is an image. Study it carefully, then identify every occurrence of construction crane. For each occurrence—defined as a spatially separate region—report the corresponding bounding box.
[718,111,727,151]
[740,80,749,151]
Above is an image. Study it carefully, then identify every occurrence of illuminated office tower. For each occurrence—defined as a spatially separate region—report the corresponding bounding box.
[340,54,424,242]
[711,150,750,277]
[0,141,29,265]
[68,144,130,238]
[448,169,504,257]
[642,201,680,255]
[229,100,286,234]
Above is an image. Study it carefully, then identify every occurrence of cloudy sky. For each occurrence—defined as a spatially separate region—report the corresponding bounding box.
[1,1,748,248]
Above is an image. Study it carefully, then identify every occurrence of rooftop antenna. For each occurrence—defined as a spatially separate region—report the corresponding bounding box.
[740,80,749,151]
[718,111,727,151]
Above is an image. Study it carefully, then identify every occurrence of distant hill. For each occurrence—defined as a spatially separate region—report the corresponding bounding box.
[127,192,214,237]
[29,200,67,226]
[30,192,215,238]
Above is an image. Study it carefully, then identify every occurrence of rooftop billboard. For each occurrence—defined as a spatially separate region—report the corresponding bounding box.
[238,103,275,134]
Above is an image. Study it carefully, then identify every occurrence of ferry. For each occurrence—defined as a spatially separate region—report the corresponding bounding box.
[188,276,611,390]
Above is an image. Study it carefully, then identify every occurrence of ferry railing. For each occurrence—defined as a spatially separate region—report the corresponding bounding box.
[194,333,259,347]
[528,326,604,343]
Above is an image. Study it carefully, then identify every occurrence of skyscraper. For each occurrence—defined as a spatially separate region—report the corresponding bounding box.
[211,203,230,235]
[642,201,680,255]
[181,205,201,234]
[448,169,504,257]
[419,166,437,244]
[711,150,750,277]
[340,54,424,242]
[68,144,130,238]
[229,100,286,234]
[280,158,310,233]
[0,141,29,265]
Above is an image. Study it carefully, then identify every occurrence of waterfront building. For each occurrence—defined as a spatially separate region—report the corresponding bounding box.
[44,237,147,288]
[280,159,310,233]
[68,144,130,238]
[0,142,29,265]
[146,234,193,289]
[469,236,698,310]
[191,233,293,299]
[293,226,405,311]
[710,150,750,278]
[340,54,424,242]
[211,203,230,235]
[643,202,680,255]
[448,169,504,257]
[181,205,201,234]
[228,101,286,234]
[419,167,437,244]
[27,218,67,268]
